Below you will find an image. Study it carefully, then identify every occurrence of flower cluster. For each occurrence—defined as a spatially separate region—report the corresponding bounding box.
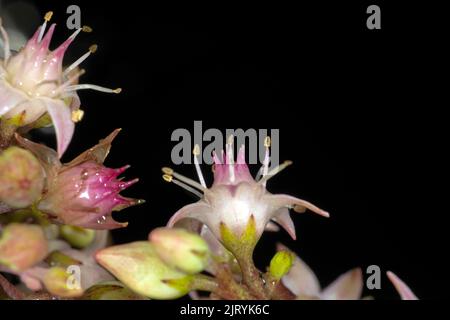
[1,12,142,299]
[1,12,418,300]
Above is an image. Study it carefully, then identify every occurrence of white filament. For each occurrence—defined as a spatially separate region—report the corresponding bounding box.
[193,144,207,188]
[64,84,120,94]
[258,160,293,185]
[226,135,235,183]
[63,50,92,77]
[172,179,203,198]
[0,18,10,63]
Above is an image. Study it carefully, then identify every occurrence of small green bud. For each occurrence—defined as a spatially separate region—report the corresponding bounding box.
[60,225,96,249]
[269,250,295,281]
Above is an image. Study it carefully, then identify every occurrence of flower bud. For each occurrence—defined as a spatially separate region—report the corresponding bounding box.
[96,241,192,299]
[149,228,210,274]
[59,225,95,249]
[0,147,44,208]
[38,161,142,230]
[0,223,48,272]
[269,250,295,281]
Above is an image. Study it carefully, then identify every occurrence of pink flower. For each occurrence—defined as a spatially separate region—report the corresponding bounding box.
[278,244,363,300]
[0,13,120,157]
[16,129,143,229]
[164,138,329,248]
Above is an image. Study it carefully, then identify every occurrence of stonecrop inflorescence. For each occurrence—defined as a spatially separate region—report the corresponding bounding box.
[1,10,418,301]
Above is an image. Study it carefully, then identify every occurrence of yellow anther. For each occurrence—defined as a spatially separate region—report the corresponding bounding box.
[89,44,98,53]
[162,167,173,175]
[112,88,122,94]
[162,174,173,183]
[44,11,53,22]
[264,136,271,148]
[82,25,93,33]
[71,109,84,123]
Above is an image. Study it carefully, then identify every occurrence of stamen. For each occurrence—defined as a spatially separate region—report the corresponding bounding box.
[0,18,11,63]
[193,144,207,188]
[64,84,122,94]
[51,69,86,97]
[258,160,293,184]
[64,44,97,77]
[38,11,53,42]
[162,174,203,198]
[261,136,271,186]
[226,135,235,182]
[161,167,206,192]
[68,27,83,41]
[255,138,271,182]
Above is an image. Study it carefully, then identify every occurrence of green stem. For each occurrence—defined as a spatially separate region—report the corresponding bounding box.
[214,264,256,300]
[190,274,219,293]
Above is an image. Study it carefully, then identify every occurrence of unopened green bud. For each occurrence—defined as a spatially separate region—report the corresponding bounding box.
[96,241,192,299]
[269,250,295,281]
[60,225,96,249]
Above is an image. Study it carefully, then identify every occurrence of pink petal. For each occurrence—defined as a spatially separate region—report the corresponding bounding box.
[321,268,363,300]
[387,271,418,300]
[267,194,330,218]
[277,243,321,298]
[41,98,74,158]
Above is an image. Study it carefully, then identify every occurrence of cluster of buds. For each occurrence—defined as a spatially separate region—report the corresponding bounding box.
[1,11,418,300]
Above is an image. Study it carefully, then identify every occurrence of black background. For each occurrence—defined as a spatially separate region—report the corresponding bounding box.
[1,0,446,299]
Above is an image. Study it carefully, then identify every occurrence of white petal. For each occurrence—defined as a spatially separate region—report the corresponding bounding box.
[0,77,27,116]
[167,201,212,229]
[266,194,330,218]
[41,98,74,158]
[321,268,363,300]
[278,243,321,297]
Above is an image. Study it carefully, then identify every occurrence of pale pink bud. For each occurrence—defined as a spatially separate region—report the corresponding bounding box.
[0,223,48,272]
[0,146,44,209]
